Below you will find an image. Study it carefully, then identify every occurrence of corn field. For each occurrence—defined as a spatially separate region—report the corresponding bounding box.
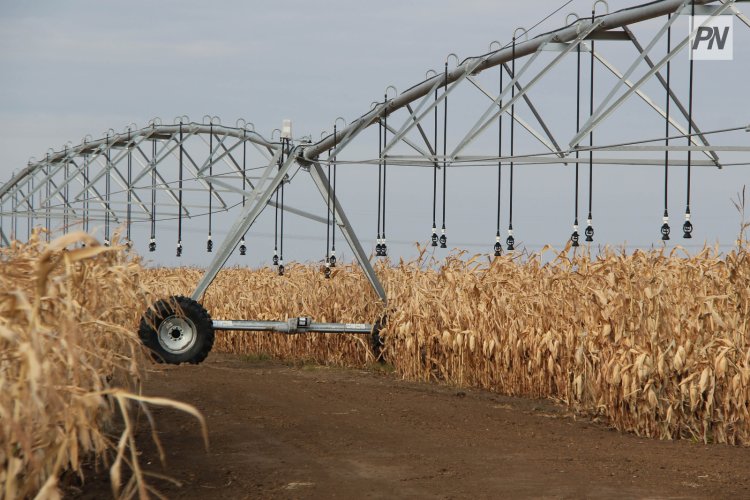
[3,230,750,498]
[145,237,750,445]
[0,233,205,499]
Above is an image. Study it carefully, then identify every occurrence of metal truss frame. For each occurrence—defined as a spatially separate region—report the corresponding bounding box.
[2,0,749,338]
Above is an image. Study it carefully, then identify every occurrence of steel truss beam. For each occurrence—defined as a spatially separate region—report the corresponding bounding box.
[568,2,734,149]
[303,0,716,162]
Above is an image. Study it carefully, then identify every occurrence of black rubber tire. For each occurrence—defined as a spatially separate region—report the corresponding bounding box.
[138,295,214,365]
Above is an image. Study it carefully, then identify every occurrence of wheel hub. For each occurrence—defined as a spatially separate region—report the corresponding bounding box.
[157,315,197,354]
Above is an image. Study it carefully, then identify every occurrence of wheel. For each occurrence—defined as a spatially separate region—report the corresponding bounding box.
[139,295,214,364]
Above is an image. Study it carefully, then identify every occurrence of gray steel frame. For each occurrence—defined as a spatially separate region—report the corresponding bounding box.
[2,0,749,339]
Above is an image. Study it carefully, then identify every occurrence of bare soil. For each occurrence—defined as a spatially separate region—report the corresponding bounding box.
[69,353,750,499]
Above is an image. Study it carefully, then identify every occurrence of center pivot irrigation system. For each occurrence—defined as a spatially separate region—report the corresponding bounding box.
[1,0,749,363]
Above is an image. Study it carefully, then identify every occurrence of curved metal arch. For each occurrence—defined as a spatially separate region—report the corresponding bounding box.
[0,122,287,244]
[0,123,278,200]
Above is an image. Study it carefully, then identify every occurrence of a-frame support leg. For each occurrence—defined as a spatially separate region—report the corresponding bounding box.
[308,162,387,304]
[191,148,286,300]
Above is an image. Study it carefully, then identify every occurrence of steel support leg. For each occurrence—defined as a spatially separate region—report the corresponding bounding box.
[191,148,286,300]
[308,162,387,304]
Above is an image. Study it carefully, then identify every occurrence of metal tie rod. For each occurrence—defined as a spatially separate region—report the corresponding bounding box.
[212,317,373,334]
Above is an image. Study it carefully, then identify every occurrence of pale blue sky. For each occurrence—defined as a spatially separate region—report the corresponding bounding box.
[0,0,748,267]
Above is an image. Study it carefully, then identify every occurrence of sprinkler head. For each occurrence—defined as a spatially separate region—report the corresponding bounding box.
[585,222,594,242]
[570,229,580,247]
[329,251,337,267]
[278,263,285,276]
[439,229,447,249]
[375,242,383,256]
[661,222,671,241]
[431,231,438,247]
[506,234,515,251]
[493,241,502,256]
[239,239,246,256]
[682,220,693,239]
[324,263,331,279]
[103,239,110,247]
[148,238,156,252]
[381,242,388,257]
[207,236,213,253]
[176,243,182,257]
[272,252,279,266]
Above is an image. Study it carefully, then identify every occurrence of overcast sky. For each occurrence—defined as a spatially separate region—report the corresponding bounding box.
[0,0,748,269]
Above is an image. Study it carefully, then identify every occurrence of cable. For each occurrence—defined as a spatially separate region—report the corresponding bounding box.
[571,42,581,248]
[207,123,214,252]
[149,139,156,252]
[440,62,448,249]
[273,166,280,266]
[585,9,595,243]
[126,130,132,244]
[494,63,503,256]
[661,15,672,241]
[331,124,338,267]
[63,161,69,234]
[326,153,331,268]
[104,136,111,246]
[431,84,438,247]
[239,132,247,256]
[506,37,516,251]
[382,97,388,256]
[376,112,383,256]
[683,1,696,239]
[279,141,286,276]
[81,156,87,237]
[177,123,184,256]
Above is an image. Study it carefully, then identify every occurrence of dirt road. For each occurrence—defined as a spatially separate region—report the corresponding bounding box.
[71,354,750,499]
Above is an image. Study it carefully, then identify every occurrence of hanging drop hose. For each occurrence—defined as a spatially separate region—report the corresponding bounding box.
[177,123,184,256]
[104,135,111,246]
[82,156,87,236]
[278,141,286,276]
[207,124,214,252]
[382,97,388,257]
[376,115,383,256]
[325,152,332,277]
[149,139,156,252]
[494,63,503,256]
[331,125,338,267]
[683,1,696,239]
[239,131,247,256]
[571,44,581,248]
[440,62,448,249]
[64,162,69,233]
[46,162,51,242]
[506,37,516,252]
[431,85,439,247]
[126,130,132,245]
[662,16,672,241]
[585,10,595,243]
[273,148,280,266]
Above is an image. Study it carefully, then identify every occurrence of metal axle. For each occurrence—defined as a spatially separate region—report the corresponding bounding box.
[212,317,373,335]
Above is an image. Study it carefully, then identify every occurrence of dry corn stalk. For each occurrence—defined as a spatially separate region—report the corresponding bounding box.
[0,231,206,499]
[144,240,750,445]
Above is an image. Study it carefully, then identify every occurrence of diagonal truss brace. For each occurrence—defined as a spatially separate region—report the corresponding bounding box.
[568,2,733,149]
[450,20,603,159]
